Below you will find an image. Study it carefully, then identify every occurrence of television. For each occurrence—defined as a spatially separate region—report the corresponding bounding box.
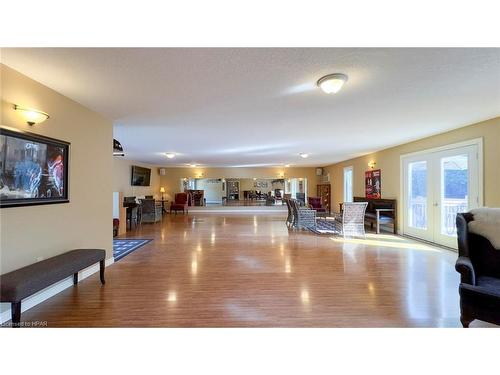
[131,165,151,186]
[0,127,70,208]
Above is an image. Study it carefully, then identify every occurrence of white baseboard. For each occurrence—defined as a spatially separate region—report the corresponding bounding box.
[0,257,114,324]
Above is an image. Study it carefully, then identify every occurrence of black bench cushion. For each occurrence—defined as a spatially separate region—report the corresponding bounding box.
[0,249,105,302]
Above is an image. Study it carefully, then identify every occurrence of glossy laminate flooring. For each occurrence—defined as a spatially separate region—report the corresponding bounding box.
[13,212,491,327]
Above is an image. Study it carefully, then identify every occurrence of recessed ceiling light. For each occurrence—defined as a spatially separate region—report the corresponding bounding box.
[165,152,176,159]
[317,73,348,94]
[299,153,309,159]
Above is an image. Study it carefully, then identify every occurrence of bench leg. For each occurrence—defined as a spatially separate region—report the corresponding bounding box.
[99,260,106,285]
[11,302,21,327]
[73,272,78,285]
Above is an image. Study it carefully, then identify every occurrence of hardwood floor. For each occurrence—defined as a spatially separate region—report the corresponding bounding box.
[11,212,491,327]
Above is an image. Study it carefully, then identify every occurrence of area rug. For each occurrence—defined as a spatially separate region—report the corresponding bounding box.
[113,239,152,261]
[308,219,339,235]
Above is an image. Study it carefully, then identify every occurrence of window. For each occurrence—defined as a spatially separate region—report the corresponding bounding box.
[343,166,353,202]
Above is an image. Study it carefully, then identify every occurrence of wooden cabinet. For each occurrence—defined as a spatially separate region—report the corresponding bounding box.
[317,184,331,214]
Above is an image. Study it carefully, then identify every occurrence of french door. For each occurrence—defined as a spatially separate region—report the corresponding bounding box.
[402,141,481,248]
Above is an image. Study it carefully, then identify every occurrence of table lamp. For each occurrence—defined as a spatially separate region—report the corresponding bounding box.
[160,187,165,201]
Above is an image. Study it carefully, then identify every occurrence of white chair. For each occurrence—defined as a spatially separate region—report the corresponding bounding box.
[335,202,368,236]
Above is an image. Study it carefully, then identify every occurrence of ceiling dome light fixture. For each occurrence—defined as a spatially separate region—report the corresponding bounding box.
[299,153,309,159]
[317,73,348,94]
[14,104,50,125]
[165,152,176,159]
[189,163,197,168]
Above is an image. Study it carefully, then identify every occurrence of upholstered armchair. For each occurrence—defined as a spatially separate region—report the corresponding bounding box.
[170,192,190,214]
[308,197,327,213]
[140,199,162,223]
[455,211,500,327]
[334,202,368,236]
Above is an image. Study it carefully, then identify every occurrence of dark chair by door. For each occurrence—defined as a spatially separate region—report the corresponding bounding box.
[455,211,500,327]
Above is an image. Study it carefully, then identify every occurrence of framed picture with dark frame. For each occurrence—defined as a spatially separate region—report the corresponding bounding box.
[0,126,70,208]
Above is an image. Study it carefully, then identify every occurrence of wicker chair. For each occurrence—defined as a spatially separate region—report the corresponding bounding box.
[290,199,316,230]
[140,199,162,223]
[284,198,294,227]
[334,202,368,236]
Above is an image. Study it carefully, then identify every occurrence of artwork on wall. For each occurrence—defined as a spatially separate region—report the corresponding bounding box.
[0,127,70,208]
[254,181,269,188]
[365,169,381,199]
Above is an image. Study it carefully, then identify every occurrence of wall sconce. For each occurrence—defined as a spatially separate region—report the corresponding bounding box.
[368,161,377,169]
[14,105,50,126]
[196,172,204,178]
[278,171,285,178]
[113,139,125,157]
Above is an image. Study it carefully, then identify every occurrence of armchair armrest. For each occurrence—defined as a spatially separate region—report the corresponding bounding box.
[455,256,476,285]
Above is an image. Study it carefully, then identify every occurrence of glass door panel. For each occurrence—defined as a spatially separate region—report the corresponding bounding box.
[408,161,428,230]
[404,158,433,241]
[440,154,469,236]
[433,145,478,248]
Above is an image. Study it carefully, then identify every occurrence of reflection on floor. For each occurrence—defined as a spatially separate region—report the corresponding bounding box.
[190,201,287,212]
[16,212,493,327]
[222,199,284,206]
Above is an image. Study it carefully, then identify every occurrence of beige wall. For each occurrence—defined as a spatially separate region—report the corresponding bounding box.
[113,158,161,199]
[324,116,500,229]
[159,166,318,202]
[0,64,114,274]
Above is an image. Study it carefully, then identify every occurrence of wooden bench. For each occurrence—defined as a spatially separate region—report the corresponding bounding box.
[0,249,106,327]
[353,197,397,234]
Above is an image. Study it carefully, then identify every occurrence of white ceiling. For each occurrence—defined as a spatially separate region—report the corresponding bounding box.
[2,48,499,167]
